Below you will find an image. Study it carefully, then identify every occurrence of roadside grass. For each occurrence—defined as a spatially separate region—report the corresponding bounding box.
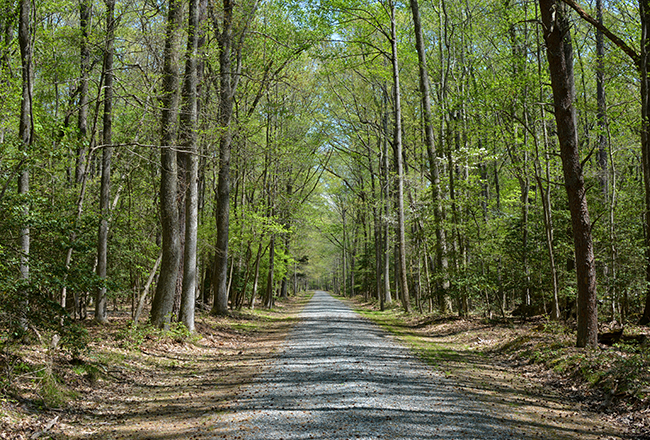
[0,291,312,439]
[338,293,650,439]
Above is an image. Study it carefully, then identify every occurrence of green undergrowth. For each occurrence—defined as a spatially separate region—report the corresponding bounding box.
[1,340,79,409]
[498,323,650,402]
[114,321,200,350]
[1,291,313,418]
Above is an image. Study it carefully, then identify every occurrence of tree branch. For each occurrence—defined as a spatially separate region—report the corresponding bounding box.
[560,0,640,68]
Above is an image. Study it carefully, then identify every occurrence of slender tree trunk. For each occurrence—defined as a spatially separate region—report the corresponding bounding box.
[341,207,348,297]
[350,235,356,297]
[179,0,201,333]
[535,112,561,320]
[540,0,598,346]
[595,0,608,196]
[76,0,90,184]
[18,0,32,329]
[382,122,392,307]
[236,244,253,308]
[95,0,115,324]
[520,172,531,307]
[534,9,561,320]
[211,0,236,316]
[370,154,383,308]
[249,240,264,309]
[639,0,650,325]
[408,0,448,309]
[150,0,183,329]
[438,0,452,313]
[389,0,410,312]
[609,142,619,321]
[280,238,290,298]
[134,252,162,324]
[264,234,275,308]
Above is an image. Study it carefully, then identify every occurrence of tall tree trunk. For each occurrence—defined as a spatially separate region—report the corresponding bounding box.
[389,0,410,312]
[595,0,608,196]
[535,109,561,320]
[437,0,452,313]
[370,152,383,307]
[560,0,650,328]
[382,114,392,307]
[639,0,650,325]
[76,0,90,184]
[211,0,236,316]
[534,9,560,320]
[95,0,115,324]
[520,170,531,306]
[150,0,183,329]
[408,0,448,308]
[540,0,598,347]
[18,0,32,328]
[179,0,201,333]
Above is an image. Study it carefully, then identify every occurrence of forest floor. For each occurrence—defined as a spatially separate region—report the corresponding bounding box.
[0,293,311,439]
[1,290,648,439]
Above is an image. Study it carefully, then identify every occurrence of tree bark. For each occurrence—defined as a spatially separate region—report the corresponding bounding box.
[408,0,448,307]
[211,0,236,316]
[640,0,650,325]
[150,0,183,329]
[382,114,392,307]
[595,0,608,196]
[18,0,32,327]
[179,0,201,333]
[559,0,650,325]
[539,0,598,347]
[249,240,264,309]
[76,0,90,185]
[134,252,162,324]
[210,0,260,315]
[389,0,410,312]
[95,0,115,324]
[264,234,275,308]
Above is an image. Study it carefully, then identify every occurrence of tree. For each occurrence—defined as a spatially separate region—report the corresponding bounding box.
[95,0,115,324]
[408,0,448,311]
[211,0,260,316]
[539,0,598,347]
[150,0,184,329]
[76,0,91,185]
[388,0,410,312]
[17,0,32,328]
[558,0,650,326]
[179,0,203,333]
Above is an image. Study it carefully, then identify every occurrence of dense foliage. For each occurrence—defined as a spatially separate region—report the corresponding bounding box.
[0,0,648,350]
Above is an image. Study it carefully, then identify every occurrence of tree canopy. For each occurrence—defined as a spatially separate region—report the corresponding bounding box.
[1,0,649,350]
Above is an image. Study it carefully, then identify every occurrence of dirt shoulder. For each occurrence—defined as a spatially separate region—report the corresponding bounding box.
[1,293,311,440]
[339,295,649,440]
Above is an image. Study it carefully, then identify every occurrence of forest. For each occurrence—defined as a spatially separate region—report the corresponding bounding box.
[1,0,650,436]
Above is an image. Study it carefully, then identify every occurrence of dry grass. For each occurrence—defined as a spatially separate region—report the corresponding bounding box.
[0,293,310,440]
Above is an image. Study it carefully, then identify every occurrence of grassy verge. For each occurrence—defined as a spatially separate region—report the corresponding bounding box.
[0,291,312,439]
[337,294,649,439]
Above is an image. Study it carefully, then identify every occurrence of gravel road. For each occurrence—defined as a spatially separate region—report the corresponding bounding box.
[212,290,520,439]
